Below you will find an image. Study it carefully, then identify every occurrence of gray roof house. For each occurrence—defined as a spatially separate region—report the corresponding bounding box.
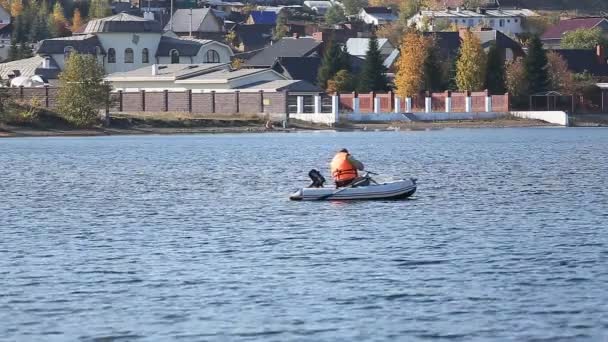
[4,13,233,83]
[165,8,225,41]
[245,37,323,67]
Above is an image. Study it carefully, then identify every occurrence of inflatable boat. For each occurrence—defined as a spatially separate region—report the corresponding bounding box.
[289,172,417,201]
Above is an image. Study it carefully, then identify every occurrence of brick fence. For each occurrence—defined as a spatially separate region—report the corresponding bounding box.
[7,87,290,118]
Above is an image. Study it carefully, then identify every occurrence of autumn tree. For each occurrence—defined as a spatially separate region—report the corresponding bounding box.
[456,29,486,91]
[327,70,355,93]
[49,1,70,37]
[524,35,549,94]
[505,57,527,106]
[72,8,84,32]
[561,28,607,49]
[11,0,23,16]
[57,53,110,127]
[394,31,428,98]
[485,41,505,94]
[546,51,574,93]
[357,35,389,92]
[89,0,111,19]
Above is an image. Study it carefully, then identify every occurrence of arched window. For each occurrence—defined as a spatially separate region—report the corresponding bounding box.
[108,48,116,63]
[64,46,74,60]
[170,49,179,64]
[142,48,149,63]
[205,49,220,63]
[125,48,134,63]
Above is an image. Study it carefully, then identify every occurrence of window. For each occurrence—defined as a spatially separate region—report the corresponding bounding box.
[142,48,149,63]
[170,49,179,64]
[64,46,74,60]
[514,19,518,23]
[499,19,505,27]
[108,48,116,63]
[489,19,495,26]
[468,19,474,26]
[125,48,134,63]
[462,19,466,23]
[507,19,511,23]
[205,49,220,63]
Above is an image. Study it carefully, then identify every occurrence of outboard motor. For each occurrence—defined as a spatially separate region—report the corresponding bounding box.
[308,169,326,188]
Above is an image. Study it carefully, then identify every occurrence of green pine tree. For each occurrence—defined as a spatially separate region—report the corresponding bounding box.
[273,11,288,41]
[19,41,33,59]
[89,0,111,19]
[357,35,389,92]
[317,41,343,88]
[485,42,506,94]
[325,5,346,25]
[8,40,19,61]
[423,40,443,91]
[524,35,549,94]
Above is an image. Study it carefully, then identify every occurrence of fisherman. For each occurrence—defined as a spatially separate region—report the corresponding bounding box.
[330,148,365,188]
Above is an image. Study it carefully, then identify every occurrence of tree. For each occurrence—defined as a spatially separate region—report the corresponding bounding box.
[358,35,389,92]
[317,42,350,88]
[394,31,427,98]
[325,5,346,25]
[485,41,505,94]
[561,28,607,49]
[8,40,19,61]
[49,1,70,37]
[342,0,366,16]
[423,37,443,91]
[327,70,355,93]
[546,51,574,93]
[524,35,549,94]
[456,29,486,91]
[273,11,288,41]
[376,22,406,47]
[11,0,23,17]
[89,0,111,19]
[29,0,51,42]
[19,41,33,59]
[505,57,527,98]
[72,8,84,32]
[57,53,110,127]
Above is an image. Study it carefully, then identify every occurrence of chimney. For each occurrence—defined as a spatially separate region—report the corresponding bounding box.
[42,57,51,69]
[152,64,158,76]
[456,6,461,12]
[597,44,606,64]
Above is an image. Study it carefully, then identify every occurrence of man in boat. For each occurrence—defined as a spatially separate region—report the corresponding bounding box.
[330,148,365,188]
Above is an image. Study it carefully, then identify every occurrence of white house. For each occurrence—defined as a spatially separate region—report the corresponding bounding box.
[346,37,394,58]
[358,7,397,26]
[0,5,12,61]
[25,13,233,76]
[408,7,538,35]
[303,1,333,15]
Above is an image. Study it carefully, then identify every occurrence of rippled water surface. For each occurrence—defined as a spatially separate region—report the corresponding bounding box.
[1,128,608,341]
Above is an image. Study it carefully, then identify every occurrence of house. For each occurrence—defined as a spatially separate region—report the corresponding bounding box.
[311,24,359,44]
[245,37,323,67]
[303,1,333,15]
[541,17,608,49]
[0,5,11,61]
[232,24,273,52]
[552,46,608,79]
[408,7,538,36]
[105,62,322,93]
[165,8,225,41]
[472,29,524,61]
[346,37,394,58]
[0,55,61,84]
[358,7,397,26]
[246,11,278,25]
[271,56,322,84]
[200,0,245,14]
[29,13,233,77]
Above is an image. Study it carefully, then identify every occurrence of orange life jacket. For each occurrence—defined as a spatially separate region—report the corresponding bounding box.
[330,152,358,182]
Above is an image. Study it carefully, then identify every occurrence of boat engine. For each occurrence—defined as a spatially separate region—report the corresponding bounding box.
[308,169,326,188]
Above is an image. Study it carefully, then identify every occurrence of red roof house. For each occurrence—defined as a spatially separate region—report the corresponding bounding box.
[541,17,608,49]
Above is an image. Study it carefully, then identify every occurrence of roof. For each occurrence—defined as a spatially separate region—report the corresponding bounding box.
[245,37,323,67]
[234,24,273,50]
[552,49,608,76]
[0,23,10,34]
[82,13,162,34]
[236,79,322,92]
[248,11,278,25]
[0,56,60,79]
[303,1,333,8]
[422,31,461,58]
[36,34,105,55]
[156,36,215,56]
[346,37,391,56]
[362,7,393,14]
[179,68,271,81]
[383,49,399,68]
[272,56,321,83]
[106,63,229,80]
[542,18,608,40]
[474,29,523,53]
[165,8,222,33]
[417,8,537,18]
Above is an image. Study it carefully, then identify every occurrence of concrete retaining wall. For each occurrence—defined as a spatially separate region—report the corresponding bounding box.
[511,111,569,126]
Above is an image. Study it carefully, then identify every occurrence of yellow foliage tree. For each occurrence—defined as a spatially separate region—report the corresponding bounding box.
[11,0,23,16]
[455,29,487,91]
[394,31,429,98]
[72,8,84,32]
[53,2,67,23]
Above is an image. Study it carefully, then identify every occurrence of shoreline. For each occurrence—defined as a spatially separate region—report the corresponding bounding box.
[0,118,564,138]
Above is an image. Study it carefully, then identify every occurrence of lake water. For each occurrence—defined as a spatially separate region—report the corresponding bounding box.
[1,128,607,341]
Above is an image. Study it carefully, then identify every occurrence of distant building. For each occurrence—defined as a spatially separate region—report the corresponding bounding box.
[246,11,278,25]
[245,37,323,67]
[541,17,608,49]
[165,8,225,41]
[346,37,396,72]
[552,46,608,80]
[232,24,273,52]
[303,1,333,15]
[0,5,12,61]
[408,7,538,36]
[358,7,397,26]
[271,56,322,84]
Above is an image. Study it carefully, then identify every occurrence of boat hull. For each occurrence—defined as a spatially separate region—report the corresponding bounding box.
[289,178,417,201]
